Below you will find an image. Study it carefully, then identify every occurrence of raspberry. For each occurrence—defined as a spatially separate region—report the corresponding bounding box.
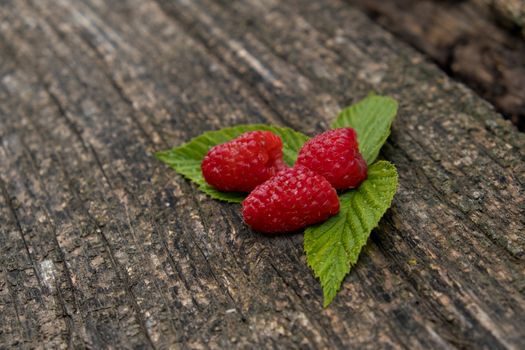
[296,128,367,190]
[242,166,340,233]
[201,131,286,192]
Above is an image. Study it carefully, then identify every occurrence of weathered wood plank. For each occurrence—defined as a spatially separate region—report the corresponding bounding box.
[0,0,524,349]
[348,0,525,130]
[481,0,525,34]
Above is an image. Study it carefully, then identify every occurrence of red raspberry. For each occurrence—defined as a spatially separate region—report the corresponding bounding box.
[242,166,340,233]
[201,131,286,192]
[296,128,367,190]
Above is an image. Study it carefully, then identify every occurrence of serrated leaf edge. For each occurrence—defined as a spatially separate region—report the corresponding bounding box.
[155,123,309,203]
[305,161,398,307]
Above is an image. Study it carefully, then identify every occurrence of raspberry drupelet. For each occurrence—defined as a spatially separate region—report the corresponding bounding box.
[202,131,287,192]
[296,128,367,190]
[242,165,339,233]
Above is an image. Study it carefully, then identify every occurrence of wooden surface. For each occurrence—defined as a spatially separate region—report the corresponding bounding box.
[0,0,524,349]
[348,0,525,131]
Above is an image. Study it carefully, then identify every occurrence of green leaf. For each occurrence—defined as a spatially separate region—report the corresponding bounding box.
[332,95,398,164]
[155,124,309,202]
[304,161,398,307]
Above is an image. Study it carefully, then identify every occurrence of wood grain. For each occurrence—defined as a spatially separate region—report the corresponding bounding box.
[348,0,525,130]
[0,0,524,348]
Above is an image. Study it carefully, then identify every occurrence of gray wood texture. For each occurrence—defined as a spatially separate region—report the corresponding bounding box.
[0,0,524,349]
